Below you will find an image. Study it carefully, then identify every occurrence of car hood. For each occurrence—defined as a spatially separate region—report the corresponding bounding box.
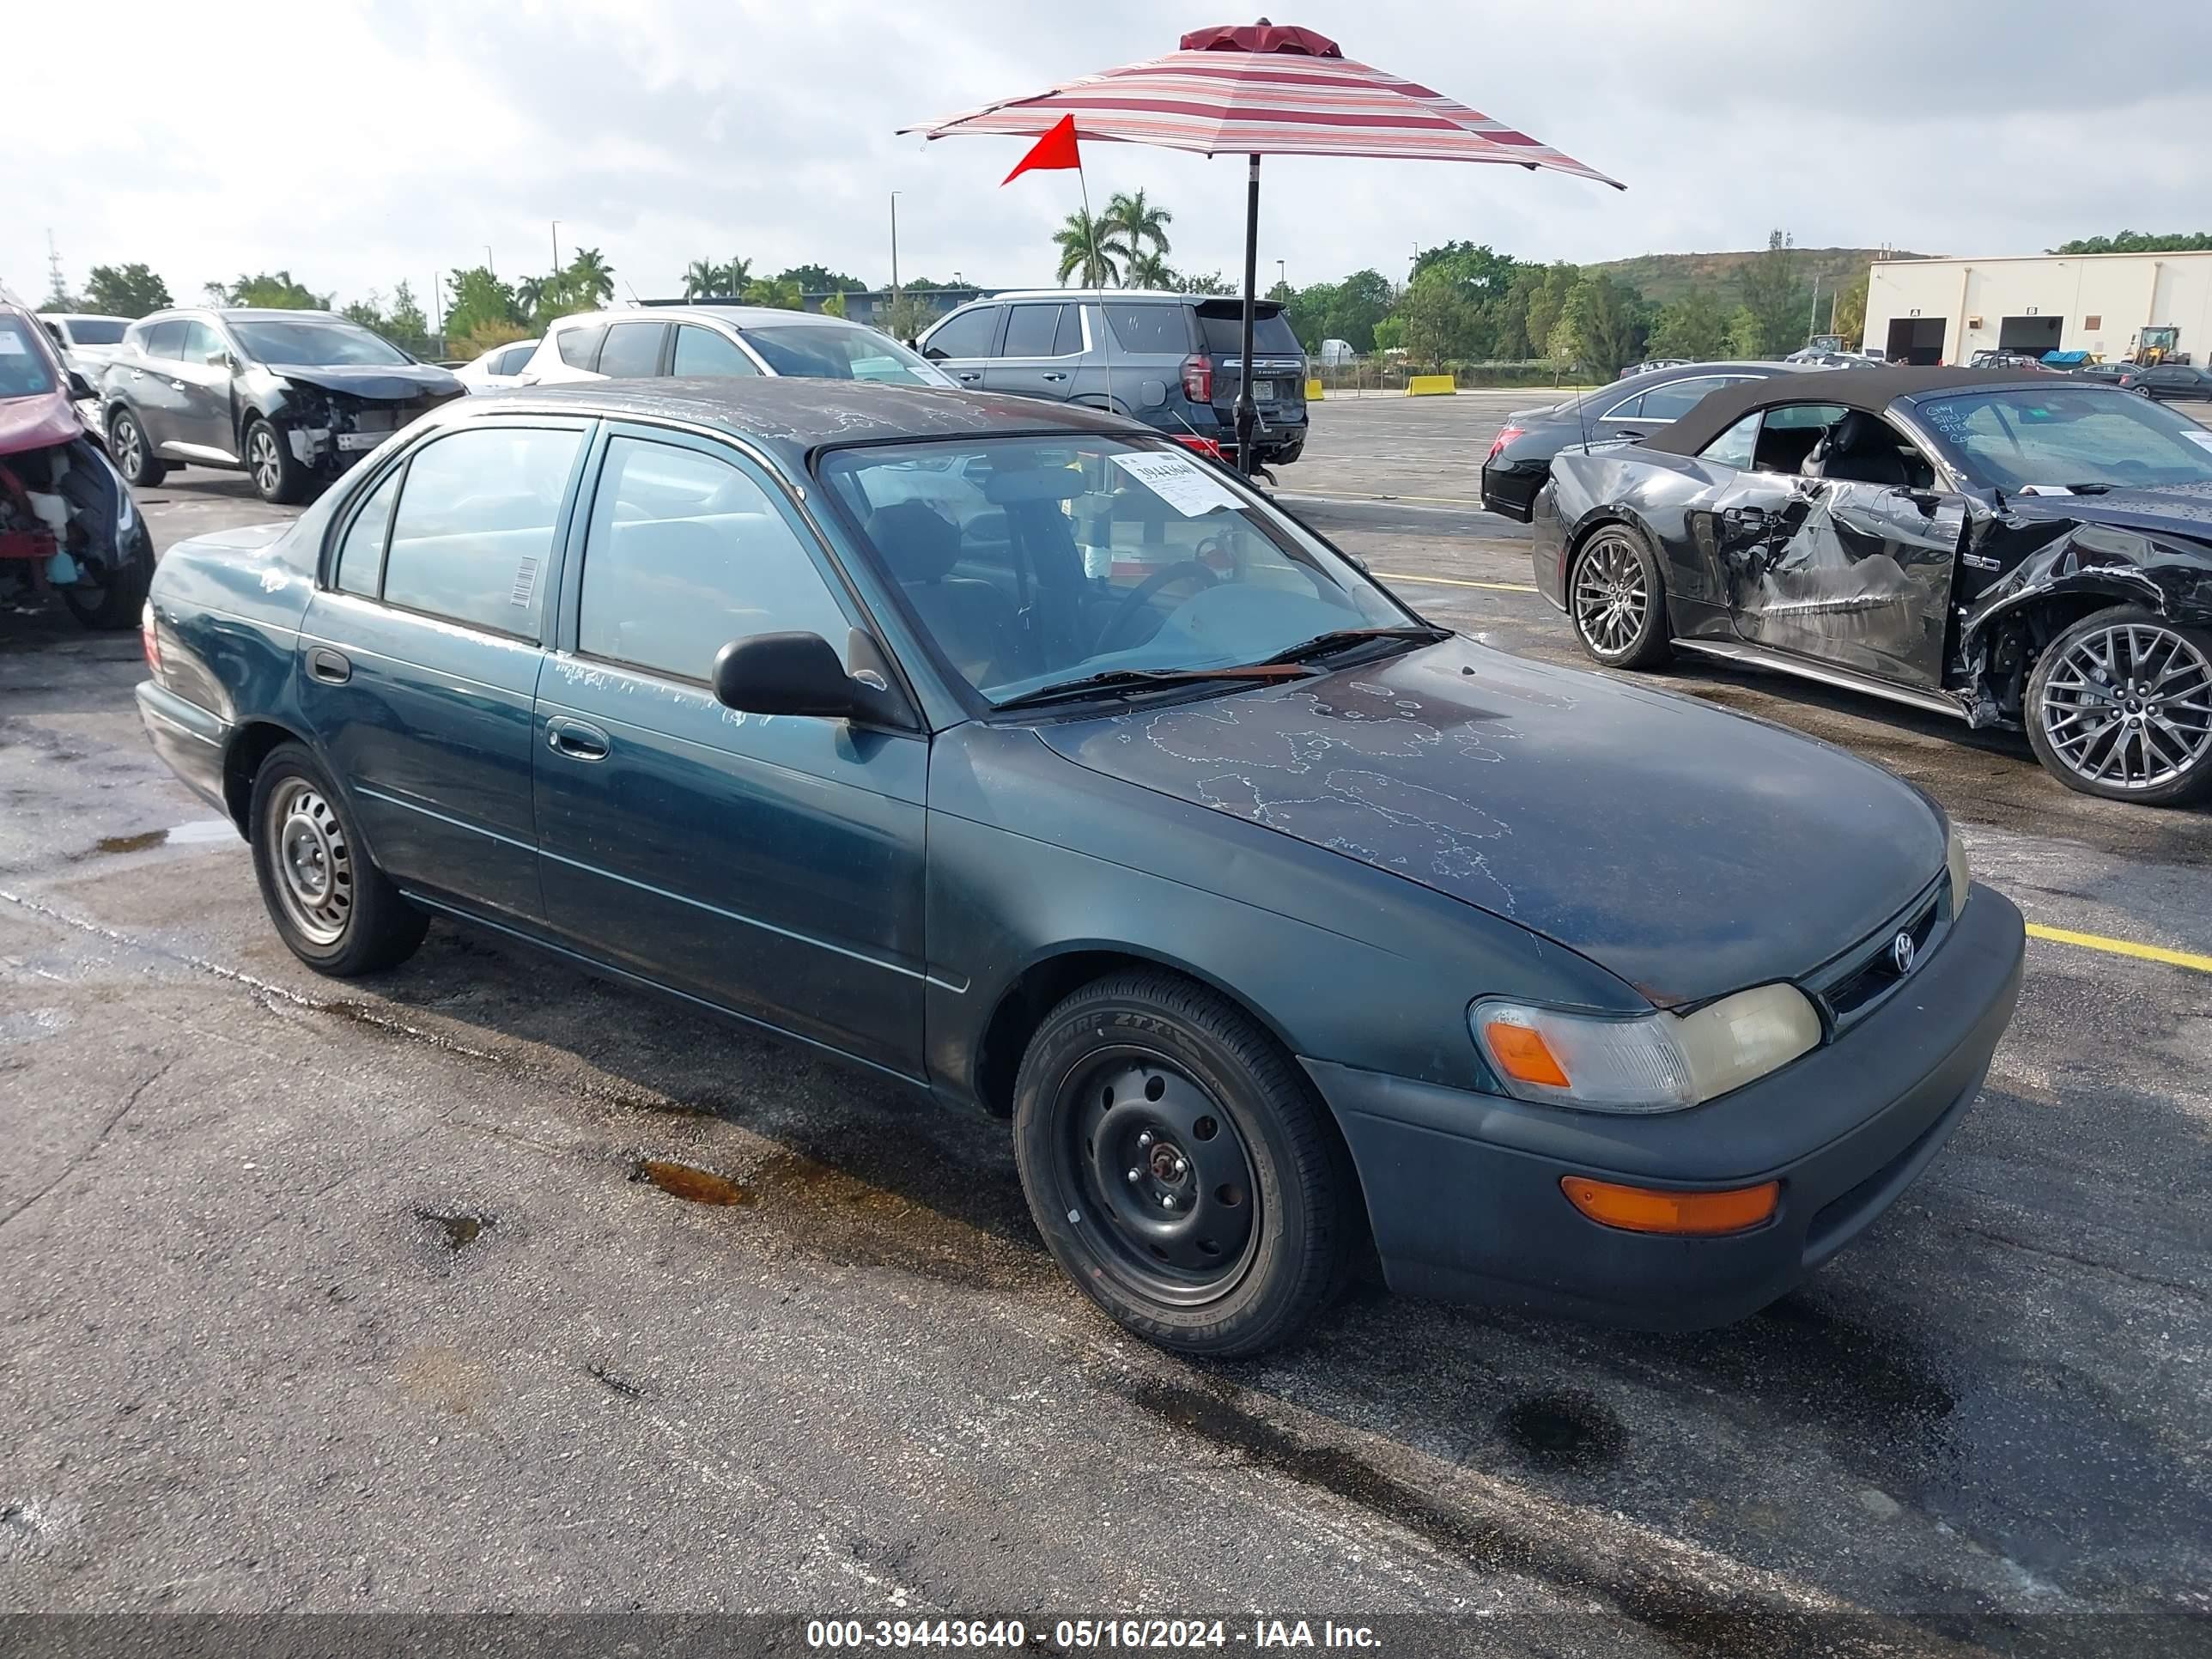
[264,362,461,401]
[0,388,83,456]
[1034,639,1946,1006]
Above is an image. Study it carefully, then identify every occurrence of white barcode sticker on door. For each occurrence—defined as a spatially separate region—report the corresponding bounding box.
[509,557,539,608]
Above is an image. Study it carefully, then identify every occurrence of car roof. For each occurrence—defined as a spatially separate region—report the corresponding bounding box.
[38,311,129,323]
[550,306,873,331]
[133,308,353,325]
[1640,367,2082,456]
[455,376,1146,466]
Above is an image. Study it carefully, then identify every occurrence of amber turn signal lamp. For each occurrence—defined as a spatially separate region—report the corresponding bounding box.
[1559,1176,1779,1236]
[1482,1020,1571,1088]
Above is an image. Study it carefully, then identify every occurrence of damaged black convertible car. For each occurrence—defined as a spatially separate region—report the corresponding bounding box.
[1535,368,2212,804]
[100,308,463,504]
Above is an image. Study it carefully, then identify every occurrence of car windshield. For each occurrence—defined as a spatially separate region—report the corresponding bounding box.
[819,435,1410,705]
[1916,387,2212,491]
[63,318,127,345]
[228,319,411,368]
[0,316,58,398]
[740,325,951,386]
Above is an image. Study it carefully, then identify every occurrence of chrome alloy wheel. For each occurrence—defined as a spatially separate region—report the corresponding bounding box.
[113,416,145,477]
[248,427,283,496]
[265,777,355,945]
[2039,622,2212,792]
[1572,532,1650,658]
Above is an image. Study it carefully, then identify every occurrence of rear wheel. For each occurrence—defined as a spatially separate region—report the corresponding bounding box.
[107,410,167,487]
[245,419,310,505]
[1569,524,1671,669]
[59,542,152,630]
[2026,606,2212,805]
[1012,971,1358,1358]
[249,744,428,973]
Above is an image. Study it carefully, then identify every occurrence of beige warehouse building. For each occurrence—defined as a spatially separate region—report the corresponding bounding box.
[1862,249,2212,367]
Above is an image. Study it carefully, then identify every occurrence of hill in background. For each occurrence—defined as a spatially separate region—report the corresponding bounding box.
[1589,247,1936,306]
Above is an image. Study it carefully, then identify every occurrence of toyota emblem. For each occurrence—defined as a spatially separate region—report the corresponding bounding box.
[1891,931,1917,975]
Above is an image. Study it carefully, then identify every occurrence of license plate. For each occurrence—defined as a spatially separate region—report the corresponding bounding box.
[336,431,383,452]
[1250,380,1276,403]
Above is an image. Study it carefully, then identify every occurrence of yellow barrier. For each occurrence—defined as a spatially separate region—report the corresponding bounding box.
[1406,374,1456,396]
[1304,377,1324,401]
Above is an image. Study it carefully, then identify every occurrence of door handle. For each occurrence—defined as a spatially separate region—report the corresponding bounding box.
[307,647,351,684]
[168,380,187,392]
[957,371,983,383]
[545,717,611,762]
[1721,505,1769,528]
[1042,371,1069,381]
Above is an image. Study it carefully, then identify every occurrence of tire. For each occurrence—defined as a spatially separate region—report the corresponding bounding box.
[59,541,153,631]
[106,409,167,487]
[2025,605,2212,805]
[244,418,310,505]
[1012,970,1358,1358]
[2135,384,2154,398]
[1567,523,1671,669]
[248,743,428,974]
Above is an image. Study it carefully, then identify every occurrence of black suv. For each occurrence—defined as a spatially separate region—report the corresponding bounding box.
[918,290,1310,468]
[100,309,463,503]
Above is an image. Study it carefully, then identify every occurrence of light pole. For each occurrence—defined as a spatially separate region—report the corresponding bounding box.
[550,221,562,274]
[484,246,495,277]
[889,191,902,305]
[1276,258,1286,295]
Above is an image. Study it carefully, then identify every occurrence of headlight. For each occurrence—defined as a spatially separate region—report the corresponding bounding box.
[1946,822,1972,915]
[1471,984,1822,1114]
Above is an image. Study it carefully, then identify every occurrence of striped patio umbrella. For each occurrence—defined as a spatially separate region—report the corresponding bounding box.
[902,20,1622,471]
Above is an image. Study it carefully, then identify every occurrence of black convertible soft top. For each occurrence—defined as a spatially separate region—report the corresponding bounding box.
[1640,368,2070,457]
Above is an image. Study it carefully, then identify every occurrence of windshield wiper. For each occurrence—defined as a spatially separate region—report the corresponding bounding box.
[1256,623,1455,666]
[990,663,1317,713]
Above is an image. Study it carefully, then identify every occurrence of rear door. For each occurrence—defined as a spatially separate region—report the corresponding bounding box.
[918,304,1004,392]
[594,320,668,381]
[1595,373,1759,444]
[532,424,928,1075]
[171,320,237,459]
[129,320,191,451]
[301,417,593,922]
[983,301,1080,403]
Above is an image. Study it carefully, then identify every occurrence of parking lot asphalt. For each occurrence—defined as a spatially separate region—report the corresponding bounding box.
[3,402,2209,1651]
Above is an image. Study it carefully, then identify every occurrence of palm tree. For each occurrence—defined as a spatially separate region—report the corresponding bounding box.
[1053,210,1128,288]
[1103,190,1173,267]
[722,257,753,297]
[1125,250,1173,291]
[515,275,546,318]
[568,246,616,304]
[683,259,723,299]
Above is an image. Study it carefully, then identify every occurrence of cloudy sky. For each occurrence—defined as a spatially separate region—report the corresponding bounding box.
[10,0,2211,315]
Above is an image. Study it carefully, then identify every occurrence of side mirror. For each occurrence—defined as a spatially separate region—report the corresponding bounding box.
[711,630,908,727]
[66,369,96,401]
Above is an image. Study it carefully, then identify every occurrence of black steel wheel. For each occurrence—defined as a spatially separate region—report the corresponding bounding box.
[1012,970,1358,1357]
[1569,523,1671,669]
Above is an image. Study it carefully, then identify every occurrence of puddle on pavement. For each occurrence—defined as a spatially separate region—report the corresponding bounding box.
[630,1158,753,1206]
[84,819,234,857]
[414,1208,494,1252]
[1498,1391,1626,1472]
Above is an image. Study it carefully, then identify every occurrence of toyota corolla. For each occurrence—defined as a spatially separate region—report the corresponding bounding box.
[135,380,2027,1356]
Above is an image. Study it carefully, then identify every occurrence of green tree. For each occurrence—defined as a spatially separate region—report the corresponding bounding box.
[1737,229,1804,356]
[684,258,726,299]
[2051,229,2212,254]
[881,291,937,343]
[1322,270,1393,353]
[820,291,848,319]
[1400,271,1476,367]
[340,297,387,331]
[386,281,428,342]
[778,264,866,295]
[1724,304,1766,359]
[221,270,328,308]
[1053,209,1128,287]
[565,247,616,304]
[742,276,804,310]
[722,257,754,295]
[1646,288,1732,361]
[1102,190,1173,264]
[1832,271,1869,346]
[1125,249,1173,289]
[85,263,172,318]
[1545,314,1581,379]
[1370,315,1406,352]
[1520,263,1582,363]
[1281,281,1338,349]
[444,266,523,342]
[1168,269,1237,296]
[1557,274,1644,380]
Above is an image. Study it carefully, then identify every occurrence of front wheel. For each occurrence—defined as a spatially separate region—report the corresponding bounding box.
[245,419,310,505]
[1568,524,1671,669]
[59,542,153,630]
[249,743,429,973]
[107,410,167,487]
[1012,971,1358,1358]
[2026,606,2212,805]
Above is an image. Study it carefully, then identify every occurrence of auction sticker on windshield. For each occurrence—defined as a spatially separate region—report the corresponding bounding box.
[1109,450,1242,517]
[2184,431,2212,454]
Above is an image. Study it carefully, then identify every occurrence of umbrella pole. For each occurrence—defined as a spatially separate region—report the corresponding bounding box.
[1235,152,1261,477]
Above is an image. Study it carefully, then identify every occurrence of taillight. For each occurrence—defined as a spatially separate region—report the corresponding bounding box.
[1172,434,1226,461]
[141,601,161,677]
[1181,354,1213,402]
[1486,423,1523,461]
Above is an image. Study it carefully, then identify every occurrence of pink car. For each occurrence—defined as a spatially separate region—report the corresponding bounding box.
[1,299,155,628]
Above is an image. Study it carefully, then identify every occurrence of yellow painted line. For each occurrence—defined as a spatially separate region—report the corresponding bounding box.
[1374,570,1540,594]
[2026,922,2212,975]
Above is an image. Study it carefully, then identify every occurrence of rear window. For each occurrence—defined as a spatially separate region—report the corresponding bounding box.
[1195,306,1301,357]
[1103,303,1195,356]
[64,319,127,345]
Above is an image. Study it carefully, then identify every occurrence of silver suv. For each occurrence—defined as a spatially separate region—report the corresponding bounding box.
[917,290,1309,468]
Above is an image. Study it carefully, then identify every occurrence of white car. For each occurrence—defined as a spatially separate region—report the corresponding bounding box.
[519,306,955,389]
[453,337,540,393]
[38,313,131,382]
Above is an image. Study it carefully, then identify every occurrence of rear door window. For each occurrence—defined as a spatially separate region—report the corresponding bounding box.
[333,466,401,596]
[1700,412,1761,471]
[143,320,188,360]
[596,322,667,379]
[1629,375,1744,422]
[1001,303,1066,358]
[576,436,852,682]
[1104,303,1195,355]
[921,306,1002,362]
[556,323,606,369]
[178,321,226,366]
[672,325,759,378]
[380,426,584,637]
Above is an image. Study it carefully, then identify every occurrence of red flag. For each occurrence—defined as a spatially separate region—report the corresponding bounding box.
[1000,114,1081,185]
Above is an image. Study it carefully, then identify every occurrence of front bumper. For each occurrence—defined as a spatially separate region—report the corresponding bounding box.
[1304,885,2026,1330]
[136,680,234,819]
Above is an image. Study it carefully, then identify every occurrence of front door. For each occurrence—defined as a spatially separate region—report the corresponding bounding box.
[532,425,928,1077]
[983,301,1080,403]
[300,418,593,922]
